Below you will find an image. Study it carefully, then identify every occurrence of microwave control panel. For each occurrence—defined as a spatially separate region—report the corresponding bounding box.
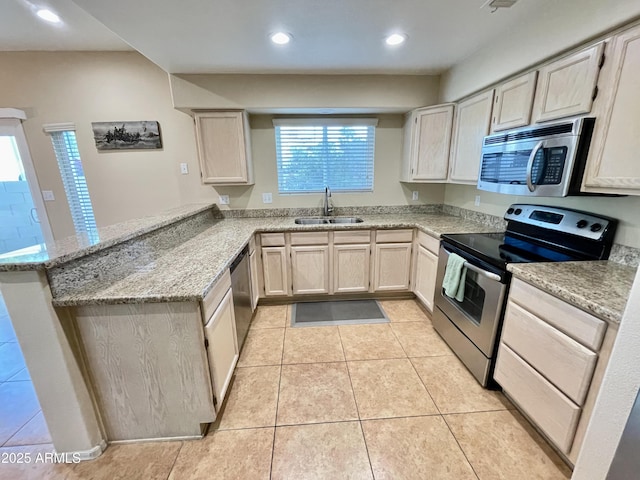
[531,147,567,185]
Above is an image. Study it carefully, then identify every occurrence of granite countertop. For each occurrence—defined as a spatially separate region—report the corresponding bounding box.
[507,261,637,325]
[0,203,215,271]
[51,213,499,307]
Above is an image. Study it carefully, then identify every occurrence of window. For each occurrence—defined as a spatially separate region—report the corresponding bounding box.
[43,123,97,237]
[274,118,377,194]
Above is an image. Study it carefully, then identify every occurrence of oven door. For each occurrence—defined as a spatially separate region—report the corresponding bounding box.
[434,244,508,358]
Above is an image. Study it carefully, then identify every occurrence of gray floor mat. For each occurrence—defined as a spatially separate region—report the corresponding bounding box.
[291,300,389,327]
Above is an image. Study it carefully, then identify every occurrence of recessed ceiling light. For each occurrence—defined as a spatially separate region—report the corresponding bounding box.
[385,34,407,46]
[270,32,291,45]
[36,8,61,23]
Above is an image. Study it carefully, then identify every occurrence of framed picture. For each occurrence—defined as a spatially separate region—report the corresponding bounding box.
[91,121,162,150]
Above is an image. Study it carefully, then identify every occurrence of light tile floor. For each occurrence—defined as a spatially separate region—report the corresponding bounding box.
[0,299,572,479]
[0,293,52,454]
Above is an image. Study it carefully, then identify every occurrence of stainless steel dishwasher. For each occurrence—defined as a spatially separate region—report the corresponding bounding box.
[230,246,252,351]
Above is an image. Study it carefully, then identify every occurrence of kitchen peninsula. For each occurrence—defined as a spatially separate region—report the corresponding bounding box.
[0,202,635,461]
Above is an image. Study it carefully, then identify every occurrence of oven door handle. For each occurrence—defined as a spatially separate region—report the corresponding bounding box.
[526,140,544,192]
[443,248,502,282]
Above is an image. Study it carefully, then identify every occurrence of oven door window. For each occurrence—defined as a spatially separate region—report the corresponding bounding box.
[444,270,486,326]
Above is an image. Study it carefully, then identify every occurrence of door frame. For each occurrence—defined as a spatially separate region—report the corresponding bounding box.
[0,108,55,246]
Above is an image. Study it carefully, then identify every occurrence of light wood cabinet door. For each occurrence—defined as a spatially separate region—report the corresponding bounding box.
[532,43,604,123]
[495,344,581,454]
[291,245,330,295]
[404,105,454,182]
[449,90,494,184]
[249,249,260,310]
[204,289,239,411]
[413,245,438,312]
[334,244,370,293]
[491,72,538,132]
[373,243,412,292]
[262,247,289,296]
[195,111,253,185]
[583,25,640,194]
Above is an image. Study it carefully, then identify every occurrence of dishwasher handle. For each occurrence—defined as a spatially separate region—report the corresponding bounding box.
[230,246,249,273]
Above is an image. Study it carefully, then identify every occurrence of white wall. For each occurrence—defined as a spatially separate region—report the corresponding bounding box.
[440,0,640,102]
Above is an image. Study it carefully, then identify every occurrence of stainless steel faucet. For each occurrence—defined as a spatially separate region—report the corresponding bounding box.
[323,186,334,216]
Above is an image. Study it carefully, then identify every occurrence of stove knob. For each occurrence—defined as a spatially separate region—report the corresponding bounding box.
[507,208,514,215]
[576,219,588,229]
[590,223,603,232]
[514,208,522,215]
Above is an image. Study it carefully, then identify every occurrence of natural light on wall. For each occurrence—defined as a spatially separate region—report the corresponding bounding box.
[273,118,377,194]
[43,123,98,240]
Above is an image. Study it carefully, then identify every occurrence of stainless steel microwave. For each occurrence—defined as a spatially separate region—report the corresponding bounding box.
[477,117,595,197]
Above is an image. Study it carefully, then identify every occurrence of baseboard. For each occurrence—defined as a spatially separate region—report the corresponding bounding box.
[73,439,107,461]
[108,434,204,445]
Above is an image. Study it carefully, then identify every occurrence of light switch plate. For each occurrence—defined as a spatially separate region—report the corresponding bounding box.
[262,193,273,204]
[475,195,481,206]
[180,163,189,174]
[412,191,419,201]
[218,195,229,205]
[42,190,55,201]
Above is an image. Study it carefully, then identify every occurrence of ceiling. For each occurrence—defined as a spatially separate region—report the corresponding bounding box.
[1,0,545,75]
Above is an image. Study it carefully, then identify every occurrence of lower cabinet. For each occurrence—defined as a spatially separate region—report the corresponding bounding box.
[373,243,412,291]
[262,246,289,296]
[290,245,330,295]
[203,288,239,411]
[494,278,615,463]
[333,244,370,293]
[413,244,438,312]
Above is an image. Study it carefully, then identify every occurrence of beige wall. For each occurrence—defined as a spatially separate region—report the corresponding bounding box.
[445,184,640,248]
[215,114,445,210]
[440,0,640,102]
[171,74,440,113]
[0,51,210,239]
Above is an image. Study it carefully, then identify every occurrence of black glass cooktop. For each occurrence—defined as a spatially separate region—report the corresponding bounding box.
[441,232,583,270]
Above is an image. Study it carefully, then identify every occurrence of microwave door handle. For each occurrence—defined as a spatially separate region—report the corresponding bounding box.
[526,140,544,192]
[442,248,502,282]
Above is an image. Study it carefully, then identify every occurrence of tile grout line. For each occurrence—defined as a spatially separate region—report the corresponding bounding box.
[164,442,185,480]
[0,409,42,448]
[440,414,481,480]
[268,306,288,480]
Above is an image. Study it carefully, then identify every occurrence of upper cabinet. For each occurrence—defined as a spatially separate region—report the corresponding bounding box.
[491,72,538,132]
[532,43,605,123]
[401,104,454,182]
[194,111,254,185]
[449,90,495,184]
[582,24,640,195]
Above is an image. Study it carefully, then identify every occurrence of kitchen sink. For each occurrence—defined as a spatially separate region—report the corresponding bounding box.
[294,217,363,225]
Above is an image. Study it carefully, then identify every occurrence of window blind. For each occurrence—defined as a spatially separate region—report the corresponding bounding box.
[47,130,97,236]
[274,118,376,194]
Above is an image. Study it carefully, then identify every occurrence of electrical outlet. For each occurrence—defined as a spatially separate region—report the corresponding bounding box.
[262,193,273,204]
[180,163,189,174]
[42,190,55,201]
[475,195,481,206]
[218,195,229,205]
[412,191,419,201]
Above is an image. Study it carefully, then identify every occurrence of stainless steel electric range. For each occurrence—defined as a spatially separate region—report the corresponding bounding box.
[432,204,618,387]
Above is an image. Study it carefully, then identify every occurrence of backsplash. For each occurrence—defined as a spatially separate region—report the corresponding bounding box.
[222,204,443,218]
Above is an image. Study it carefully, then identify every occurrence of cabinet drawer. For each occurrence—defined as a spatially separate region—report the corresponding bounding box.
[290,231,329,245]
[494,344,581,454]
[333,230,371,244]
[509,279,606,351]
[261,233,285,247]
[417,230,439,255]
[502,301,597,405]
[202,270,232,324]
[376,229,413,243]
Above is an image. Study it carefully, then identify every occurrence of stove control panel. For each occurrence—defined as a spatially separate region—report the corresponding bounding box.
[504,204,615,241]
